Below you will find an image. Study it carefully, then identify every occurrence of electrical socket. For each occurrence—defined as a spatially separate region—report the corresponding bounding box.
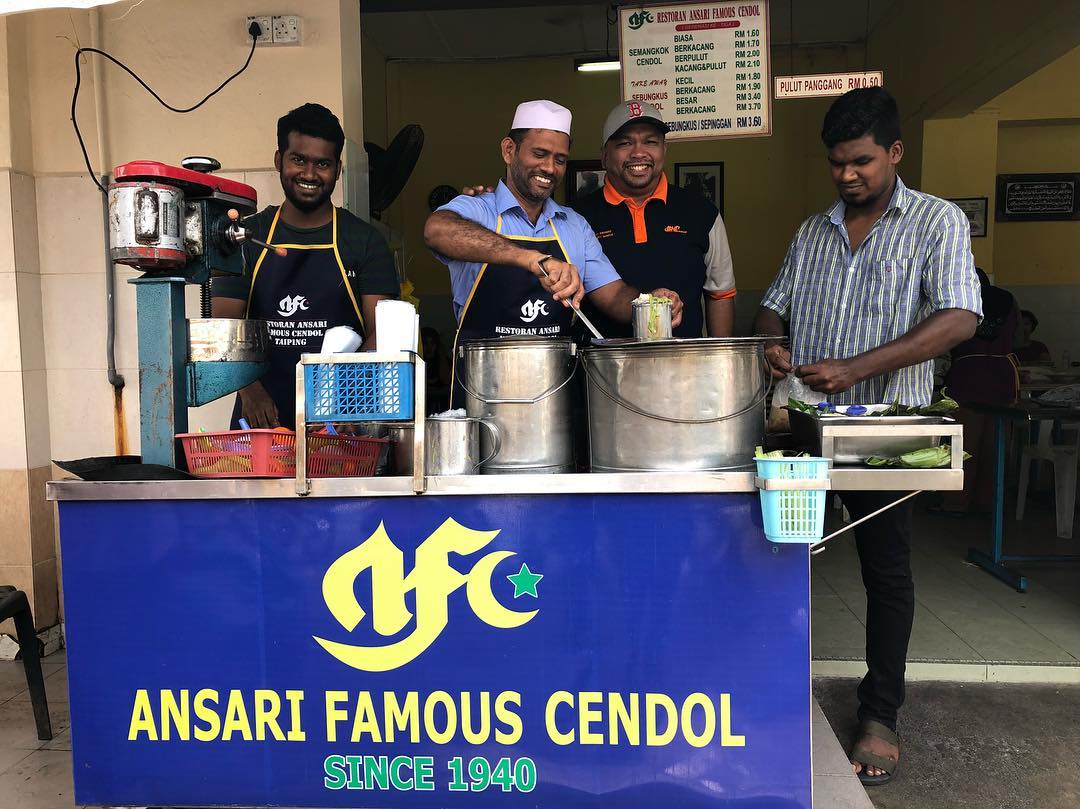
[245,16,272,44]
[271,15,301,45]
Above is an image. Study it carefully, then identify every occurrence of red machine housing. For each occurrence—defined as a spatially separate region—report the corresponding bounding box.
[108,161,259,271]
[114,161,257,207]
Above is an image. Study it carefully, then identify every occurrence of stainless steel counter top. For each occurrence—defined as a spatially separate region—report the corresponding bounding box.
[48,472,756,500]
[46,467,962,501]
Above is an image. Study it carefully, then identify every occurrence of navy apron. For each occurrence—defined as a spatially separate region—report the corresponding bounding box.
[231,207,365,428]
[450,215,575,408]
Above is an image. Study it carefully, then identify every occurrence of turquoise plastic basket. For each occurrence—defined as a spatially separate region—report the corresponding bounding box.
[756,457,831,544]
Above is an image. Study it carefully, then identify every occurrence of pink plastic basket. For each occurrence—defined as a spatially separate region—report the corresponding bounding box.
[178,429,386,479]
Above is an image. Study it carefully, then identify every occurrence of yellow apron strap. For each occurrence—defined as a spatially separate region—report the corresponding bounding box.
[449,215,504,395]
[549,218,570,263]
[245,207,282,317]
[330,207,365,329]
[544,218,578,326]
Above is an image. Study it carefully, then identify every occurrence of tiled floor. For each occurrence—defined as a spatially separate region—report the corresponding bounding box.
[0,650,868,809]
[812,495,1080,681]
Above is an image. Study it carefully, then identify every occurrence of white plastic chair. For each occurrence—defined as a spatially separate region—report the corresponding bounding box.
[1015,419,1080,539]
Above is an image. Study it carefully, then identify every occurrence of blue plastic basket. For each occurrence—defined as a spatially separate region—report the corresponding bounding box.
[756,457,831,544]
[304,361,414,422]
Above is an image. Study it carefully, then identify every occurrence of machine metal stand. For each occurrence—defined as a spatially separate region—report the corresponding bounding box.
[132,278,189,467]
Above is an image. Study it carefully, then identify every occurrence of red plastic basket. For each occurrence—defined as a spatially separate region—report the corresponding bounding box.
[306,433,387,478]
[177,429,386,479]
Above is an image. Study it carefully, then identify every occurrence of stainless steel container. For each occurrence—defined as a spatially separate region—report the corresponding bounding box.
[632,298,673,340]
[459,337,578,474]
[354,421,392,475]
[187,318,269,362]
[787,409,948,464]
[388,417,500,476]
[583,338,769,472]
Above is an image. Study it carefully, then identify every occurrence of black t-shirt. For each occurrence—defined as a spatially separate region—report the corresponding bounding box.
[212,206,399,302]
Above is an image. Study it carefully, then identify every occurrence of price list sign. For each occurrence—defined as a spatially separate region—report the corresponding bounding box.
[619,1,772,141]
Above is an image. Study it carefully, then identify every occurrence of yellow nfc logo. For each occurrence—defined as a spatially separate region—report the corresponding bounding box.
[314,518,540,672]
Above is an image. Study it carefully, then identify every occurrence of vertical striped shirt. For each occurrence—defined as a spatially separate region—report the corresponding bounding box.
[761,177,982,406]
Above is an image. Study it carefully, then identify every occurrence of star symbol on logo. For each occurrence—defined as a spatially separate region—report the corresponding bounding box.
[506,563,543,599]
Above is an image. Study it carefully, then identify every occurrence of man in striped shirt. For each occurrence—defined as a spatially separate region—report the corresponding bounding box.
[755,87,981,786]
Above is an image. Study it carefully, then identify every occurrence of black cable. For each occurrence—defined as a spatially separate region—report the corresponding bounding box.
[71,27,259,195]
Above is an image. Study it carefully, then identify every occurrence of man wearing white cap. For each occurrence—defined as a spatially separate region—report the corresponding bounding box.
[575,100,737,338]
[425,99,683,405]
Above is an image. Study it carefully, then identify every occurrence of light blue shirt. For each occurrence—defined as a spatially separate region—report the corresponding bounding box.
[761,176,982,406]
[435,181,621,320]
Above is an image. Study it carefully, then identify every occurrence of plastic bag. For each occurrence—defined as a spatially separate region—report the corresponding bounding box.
[767,374,827,433]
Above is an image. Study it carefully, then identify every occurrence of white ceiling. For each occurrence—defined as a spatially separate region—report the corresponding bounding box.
[362,0,896,61]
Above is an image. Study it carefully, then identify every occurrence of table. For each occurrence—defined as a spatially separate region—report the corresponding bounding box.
[967,401,1080,592]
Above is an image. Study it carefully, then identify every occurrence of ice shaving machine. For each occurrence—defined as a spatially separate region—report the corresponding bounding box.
[108,157,280,467]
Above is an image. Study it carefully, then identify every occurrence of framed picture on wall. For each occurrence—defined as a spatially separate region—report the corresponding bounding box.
[948,197,988,237]
[675,162,725,217]
[565,160,605,205]
[995,173,1080,222]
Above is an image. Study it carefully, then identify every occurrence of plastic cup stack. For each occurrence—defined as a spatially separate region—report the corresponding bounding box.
[320,325,362,353]
[375,300,419,353]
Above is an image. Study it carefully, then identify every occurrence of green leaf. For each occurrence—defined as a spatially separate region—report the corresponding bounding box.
[866,455,897,467]
[865,444,968,468]
[919,388,960,416]
[897,445,953,468]
[786,397,818,414]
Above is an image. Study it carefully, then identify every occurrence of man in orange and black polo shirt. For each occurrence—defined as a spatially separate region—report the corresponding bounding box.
[575,101,737,338]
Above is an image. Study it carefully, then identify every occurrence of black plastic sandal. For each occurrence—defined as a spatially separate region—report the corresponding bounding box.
[851,719,900,786]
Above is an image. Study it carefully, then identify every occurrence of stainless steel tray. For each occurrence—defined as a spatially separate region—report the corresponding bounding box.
[788,409,953,464]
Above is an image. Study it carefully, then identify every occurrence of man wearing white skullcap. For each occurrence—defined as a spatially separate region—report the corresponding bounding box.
[425,99,683,406]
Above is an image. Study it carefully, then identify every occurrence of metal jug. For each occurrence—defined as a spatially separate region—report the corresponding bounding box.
[388,417,500,476]
[632,298,673,341]
[353,421,392,475]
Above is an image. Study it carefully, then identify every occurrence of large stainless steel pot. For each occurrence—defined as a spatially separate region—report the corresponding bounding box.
[458,337,578,474]
[583,337,770,472]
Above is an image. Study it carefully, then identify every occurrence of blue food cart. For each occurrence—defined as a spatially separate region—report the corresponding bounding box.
[49,447,963,809]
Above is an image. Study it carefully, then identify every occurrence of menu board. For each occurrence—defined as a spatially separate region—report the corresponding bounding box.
[619,1,772,141]
[996,173,1080,221]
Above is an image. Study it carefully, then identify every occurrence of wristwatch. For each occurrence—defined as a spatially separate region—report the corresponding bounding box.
[535,254,554,276]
